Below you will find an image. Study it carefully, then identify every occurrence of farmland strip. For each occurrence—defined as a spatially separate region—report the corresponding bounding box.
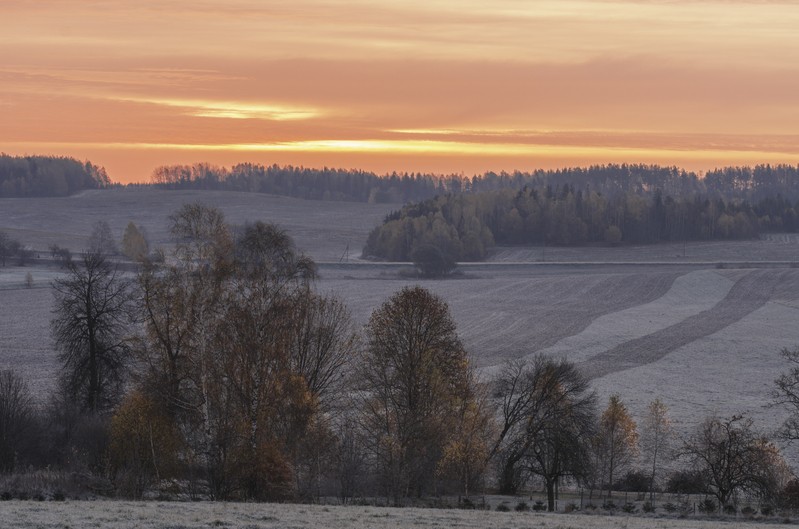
[579,269,796,379]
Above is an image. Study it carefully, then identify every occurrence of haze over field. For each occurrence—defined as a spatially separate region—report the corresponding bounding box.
[3,1,799,182]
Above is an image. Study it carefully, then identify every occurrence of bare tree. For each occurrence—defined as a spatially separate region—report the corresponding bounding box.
[774,346,799,443]
[641,398,673,500]
[289,292,357,412]
[51,250,132,414]
[681,415,791,506]
[491,356,597,509]
[0,370,36,472]
[88,220,118,256]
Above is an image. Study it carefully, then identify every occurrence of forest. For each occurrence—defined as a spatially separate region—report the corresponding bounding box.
[2,206,799,515]
[362,186,799,263]
[0,155,110,197]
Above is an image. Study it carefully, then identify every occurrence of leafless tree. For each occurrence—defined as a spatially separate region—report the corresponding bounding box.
[51,250,133,414]
[774,346,799,443]
[0,370,36,472]
[491,356,597,509]
[641,398,673,500]
[680,415,791,506]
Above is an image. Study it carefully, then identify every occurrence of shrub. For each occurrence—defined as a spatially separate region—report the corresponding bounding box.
[741,505,756,516]
[642,501,655,513]
[515,501,530,512]
[698,498,717,514]
[495,503,510,512]
[459,497,476,510]
[564,502,578,513]
[622,503,637,513]
[615,470,650,492]
[761,504,774,516]
[662,502,677,513]
[666,470,707,495]
[602,501,617,511]
[723,504,737,515]
[411,244,457,278]
[531,500,545,512]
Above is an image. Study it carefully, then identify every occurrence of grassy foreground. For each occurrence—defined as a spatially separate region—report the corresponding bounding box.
[0,500,792,529]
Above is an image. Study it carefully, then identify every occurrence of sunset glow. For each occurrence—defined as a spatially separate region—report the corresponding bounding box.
[2,0,799,182]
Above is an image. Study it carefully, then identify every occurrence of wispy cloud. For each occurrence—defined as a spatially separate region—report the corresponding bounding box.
[110,96,322,121]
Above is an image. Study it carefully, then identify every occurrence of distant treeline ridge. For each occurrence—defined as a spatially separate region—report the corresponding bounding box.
[150,162,799,204]
[0,154,110,197]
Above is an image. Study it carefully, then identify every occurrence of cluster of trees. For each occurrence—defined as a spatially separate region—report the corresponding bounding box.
[363,186,799,262]
[3,205,799,509]
[0,155,110,197]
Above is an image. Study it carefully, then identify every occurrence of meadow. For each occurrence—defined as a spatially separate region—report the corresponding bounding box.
[2,188,799,457]
[0,500,793,529]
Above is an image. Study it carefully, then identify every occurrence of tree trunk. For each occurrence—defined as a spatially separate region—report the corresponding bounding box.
[546,479,556,512]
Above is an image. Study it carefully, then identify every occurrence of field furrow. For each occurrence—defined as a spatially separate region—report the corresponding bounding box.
[521,269,735,366]
[579,269,796,380]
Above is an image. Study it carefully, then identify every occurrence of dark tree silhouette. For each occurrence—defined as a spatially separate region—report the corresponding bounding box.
[51,251,133,414]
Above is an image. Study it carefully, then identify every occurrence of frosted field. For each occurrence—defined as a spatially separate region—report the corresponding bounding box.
[0,188,395,262]
[0,500,793,529]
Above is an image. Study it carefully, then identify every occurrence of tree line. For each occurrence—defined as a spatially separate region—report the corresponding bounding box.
[363,186,799,263]
[149,162,799,205]
[3,205,799,512]
[0,154,110,197]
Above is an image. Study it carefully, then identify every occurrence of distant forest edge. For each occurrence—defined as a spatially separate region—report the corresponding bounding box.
[0,154,111,197]
[150,162,799,204]
[363,187,799,262]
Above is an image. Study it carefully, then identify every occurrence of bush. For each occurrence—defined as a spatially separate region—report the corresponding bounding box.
[515,501,530,512]
[411,244,457,278]
[564,502,578,513]
[698,498,717,514]
[723,504,737,515]
[741,505,757,516]
[662,502,677,513]
[615,470,651,492]
[666,470,707,495]
[495,503,510,512]
[761,504,774,516]
[622,503,637,513]
[602,501,617,511]
[642,501,655,513]
[531,500,545,512]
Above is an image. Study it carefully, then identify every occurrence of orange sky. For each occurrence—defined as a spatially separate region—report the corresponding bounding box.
[2,0,799,183]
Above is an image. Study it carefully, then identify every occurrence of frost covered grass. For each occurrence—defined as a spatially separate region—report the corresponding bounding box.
[0,500,794,529]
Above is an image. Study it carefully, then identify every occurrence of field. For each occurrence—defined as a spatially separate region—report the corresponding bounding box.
[0,500,794,529]
[3,188,799,458]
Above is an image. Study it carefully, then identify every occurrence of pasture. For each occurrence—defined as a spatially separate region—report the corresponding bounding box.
[2,188,799,455]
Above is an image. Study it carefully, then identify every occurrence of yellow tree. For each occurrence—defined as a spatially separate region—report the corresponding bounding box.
[596,394,639,498]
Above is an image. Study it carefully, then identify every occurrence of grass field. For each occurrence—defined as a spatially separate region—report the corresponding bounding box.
[3,189,799,460]
[0,500,794,529]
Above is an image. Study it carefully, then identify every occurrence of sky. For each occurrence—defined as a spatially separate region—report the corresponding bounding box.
[2,0,799,183]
